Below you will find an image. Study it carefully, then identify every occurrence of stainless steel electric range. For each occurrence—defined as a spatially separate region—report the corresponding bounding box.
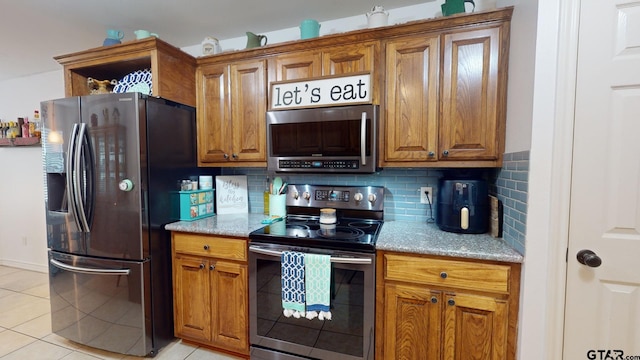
[248,184,384,360]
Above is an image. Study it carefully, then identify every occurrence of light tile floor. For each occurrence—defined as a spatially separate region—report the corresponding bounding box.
[0,265,242,360]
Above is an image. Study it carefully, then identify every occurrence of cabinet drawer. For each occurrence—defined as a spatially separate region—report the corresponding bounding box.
[173,233,247,261]
[383,254,510,294]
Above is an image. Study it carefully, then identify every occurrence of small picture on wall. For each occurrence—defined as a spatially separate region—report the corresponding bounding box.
[215,175,249,214]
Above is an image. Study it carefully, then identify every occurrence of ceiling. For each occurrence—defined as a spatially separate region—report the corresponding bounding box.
[0,0,428,82]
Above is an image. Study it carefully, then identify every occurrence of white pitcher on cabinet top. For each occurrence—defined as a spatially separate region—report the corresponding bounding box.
[366,6,389,28]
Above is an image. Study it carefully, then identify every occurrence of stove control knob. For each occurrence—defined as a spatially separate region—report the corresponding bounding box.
[303,191,311,201]
[368,193,377,203]
[292,191,299,200]
[354,192,364,202]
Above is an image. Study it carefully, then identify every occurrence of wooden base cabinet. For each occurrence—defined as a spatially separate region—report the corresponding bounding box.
[171,233,249,356]
[376,252,520,360]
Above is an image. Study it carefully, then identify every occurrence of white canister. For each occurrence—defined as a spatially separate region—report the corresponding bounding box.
[201,37,222,55]
[367,6,389,28]
[199,175,213,189]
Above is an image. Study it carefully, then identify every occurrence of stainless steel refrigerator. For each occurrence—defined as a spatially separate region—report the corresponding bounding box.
[41,93,199,356]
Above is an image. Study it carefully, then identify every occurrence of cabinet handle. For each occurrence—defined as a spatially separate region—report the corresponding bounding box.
[442,150,449,157]
[430,296,438,304]
[232,153,238,159]
[428,151,435,157]
[203,245,210,250]
[440,272,448,279]
[209,264,215,271]
[199,263,205,269]
[223,153,229,159]
[447,298,455,306]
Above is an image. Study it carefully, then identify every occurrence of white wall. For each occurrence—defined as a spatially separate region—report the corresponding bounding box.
[0,70,64,272]
[502,0,537,153]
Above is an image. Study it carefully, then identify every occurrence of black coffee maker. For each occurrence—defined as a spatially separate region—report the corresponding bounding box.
[436,178,488,234]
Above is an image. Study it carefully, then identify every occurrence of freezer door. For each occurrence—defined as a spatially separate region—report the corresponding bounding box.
[81,94,145,260]
[48,251,152,356]
[42,97,87,254]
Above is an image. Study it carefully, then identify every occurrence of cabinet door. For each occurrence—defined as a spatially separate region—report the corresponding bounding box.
[383,36,439,165]
[383,283,441,360]
[210,260,249,353]
[230,59,267,163]
[322,43,375,75]
[173,254,212,342]
[197,63,231,164]
[443,293,508,360]
[273,51,322,81]
[440,27,501,161]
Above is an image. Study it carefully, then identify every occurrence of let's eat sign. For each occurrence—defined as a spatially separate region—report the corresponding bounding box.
[270,73,371,110]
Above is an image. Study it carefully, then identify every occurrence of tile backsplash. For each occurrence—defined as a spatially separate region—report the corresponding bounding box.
[490,151,529,255]
[219,159,529,256]
[220,168,442,222]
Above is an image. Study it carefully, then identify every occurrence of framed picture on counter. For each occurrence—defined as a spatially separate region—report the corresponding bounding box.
[215,175,249,214]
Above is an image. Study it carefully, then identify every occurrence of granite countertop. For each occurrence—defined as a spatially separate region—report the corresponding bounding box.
[376,221,523,263]
[165,213,267,237]
[165,214,524,263]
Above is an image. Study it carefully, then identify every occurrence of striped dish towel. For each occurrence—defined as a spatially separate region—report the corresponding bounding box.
[281,251,305,318]
[304,253,332,320]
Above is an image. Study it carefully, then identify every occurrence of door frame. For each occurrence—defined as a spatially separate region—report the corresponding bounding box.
[519,0,580,359]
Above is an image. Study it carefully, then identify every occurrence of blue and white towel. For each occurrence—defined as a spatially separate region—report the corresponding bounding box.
[281,251,306,318]
[304,253,332,320]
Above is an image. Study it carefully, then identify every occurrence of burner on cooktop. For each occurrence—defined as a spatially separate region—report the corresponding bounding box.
[316,226,365,240]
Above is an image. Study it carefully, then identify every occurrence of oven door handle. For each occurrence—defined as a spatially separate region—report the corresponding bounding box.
[249,245,372,265]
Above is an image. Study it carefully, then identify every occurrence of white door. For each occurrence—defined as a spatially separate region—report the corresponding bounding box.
[564,0,640,357]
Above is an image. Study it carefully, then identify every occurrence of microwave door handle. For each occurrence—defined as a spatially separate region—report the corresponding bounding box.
[249,245,372,265]
[360,111,367,165]
[66,124,83,232]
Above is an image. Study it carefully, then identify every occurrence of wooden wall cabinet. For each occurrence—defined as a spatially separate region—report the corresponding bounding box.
[270,42,378,99]
[381,18,510,168]
[376,252,520,360]
[54,37,196,107]
[196,59,267,166]
[171,233,249,356]
[194,8,512,168]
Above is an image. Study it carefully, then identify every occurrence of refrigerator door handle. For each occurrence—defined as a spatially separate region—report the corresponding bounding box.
[50,258,131,276]
[78,123,95,231]
[67,124,84,232]
[74,123,91,232]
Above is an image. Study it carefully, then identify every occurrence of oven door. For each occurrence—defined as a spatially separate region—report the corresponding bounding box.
[249,243,375,360]
[266,104,378,173]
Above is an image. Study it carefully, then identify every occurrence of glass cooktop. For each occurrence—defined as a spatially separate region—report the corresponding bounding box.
[249,215,383,252]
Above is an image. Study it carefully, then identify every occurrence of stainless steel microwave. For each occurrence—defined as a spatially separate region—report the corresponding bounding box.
[266,104,379,173]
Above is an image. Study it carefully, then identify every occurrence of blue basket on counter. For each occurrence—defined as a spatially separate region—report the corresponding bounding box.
[171,189,215,221]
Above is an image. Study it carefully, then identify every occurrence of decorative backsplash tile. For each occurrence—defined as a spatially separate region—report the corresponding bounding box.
[220,168,442,222]
[491,151,529,255]
[221,157,529,256]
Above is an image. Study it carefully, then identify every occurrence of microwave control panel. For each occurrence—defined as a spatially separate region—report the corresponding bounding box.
[278,159,359,170]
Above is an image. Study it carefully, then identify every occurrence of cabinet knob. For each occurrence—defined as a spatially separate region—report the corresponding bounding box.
[442,150,449,157]
[223,153,229,159]
[440,272,448,279]
[448,298,455,306]
[428,151,435,157]
[199,263,205,269]
[203,245,210,250]
[232,153,238,159]
[430,296,438,304]
[209,264,215,271]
